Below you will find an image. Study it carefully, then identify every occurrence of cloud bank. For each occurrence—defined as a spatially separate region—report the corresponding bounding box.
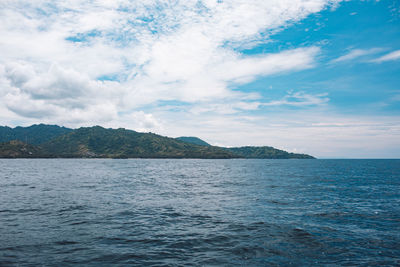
[0,0,340,127]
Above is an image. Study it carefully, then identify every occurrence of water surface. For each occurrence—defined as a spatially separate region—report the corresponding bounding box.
[0,159,399,266]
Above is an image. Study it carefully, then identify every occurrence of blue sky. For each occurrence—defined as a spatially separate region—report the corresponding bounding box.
[0,0,399,158]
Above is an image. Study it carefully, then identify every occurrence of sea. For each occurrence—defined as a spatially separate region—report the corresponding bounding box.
[0,159,399,266]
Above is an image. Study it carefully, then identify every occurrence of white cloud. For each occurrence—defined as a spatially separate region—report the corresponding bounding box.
[189,101,262,115]
[371,49,400,63]
[331,48,382,63]
[185,91,328,115]
[262,91,329,106]
[0,0,341,126]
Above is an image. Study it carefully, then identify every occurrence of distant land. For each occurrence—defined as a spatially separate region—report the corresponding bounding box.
[175,136,211,146]
[0,124,315,159]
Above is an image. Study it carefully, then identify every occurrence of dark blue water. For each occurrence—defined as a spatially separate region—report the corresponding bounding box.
[0,159,399,266]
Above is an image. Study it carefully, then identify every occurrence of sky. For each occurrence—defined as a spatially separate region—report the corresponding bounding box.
[0,0,399,158]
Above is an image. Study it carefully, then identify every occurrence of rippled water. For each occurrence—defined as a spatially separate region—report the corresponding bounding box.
[0,159,399,266]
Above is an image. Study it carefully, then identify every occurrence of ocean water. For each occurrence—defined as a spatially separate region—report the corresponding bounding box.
[0,159,399,266]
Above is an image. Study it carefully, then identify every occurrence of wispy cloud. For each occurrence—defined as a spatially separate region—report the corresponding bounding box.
[263,91,329,107]
[331,48,382,63]
[371,50,400,63]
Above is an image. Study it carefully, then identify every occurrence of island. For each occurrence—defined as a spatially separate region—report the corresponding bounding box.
[0,124,315,159]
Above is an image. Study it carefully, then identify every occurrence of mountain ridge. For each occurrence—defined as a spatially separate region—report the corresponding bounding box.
[0,124,72,145]
[175,136,210,146]
[0,124,315,159]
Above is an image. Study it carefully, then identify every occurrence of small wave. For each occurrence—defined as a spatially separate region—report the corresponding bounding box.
[310,211,350,218]
[190,214,213,220]
[68,221,89,226]
[287,228,321,247]
[58,205,88,213]
[53,240,78,245]
[0,260,15,266]
[4,183,30,187]
[267,200,289,205]
[89,253,145,264]
[115,210,137,216]
[230,245,271,259]
[160,211,184,218]
[79,185,97,189]
[0,208,41,214]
